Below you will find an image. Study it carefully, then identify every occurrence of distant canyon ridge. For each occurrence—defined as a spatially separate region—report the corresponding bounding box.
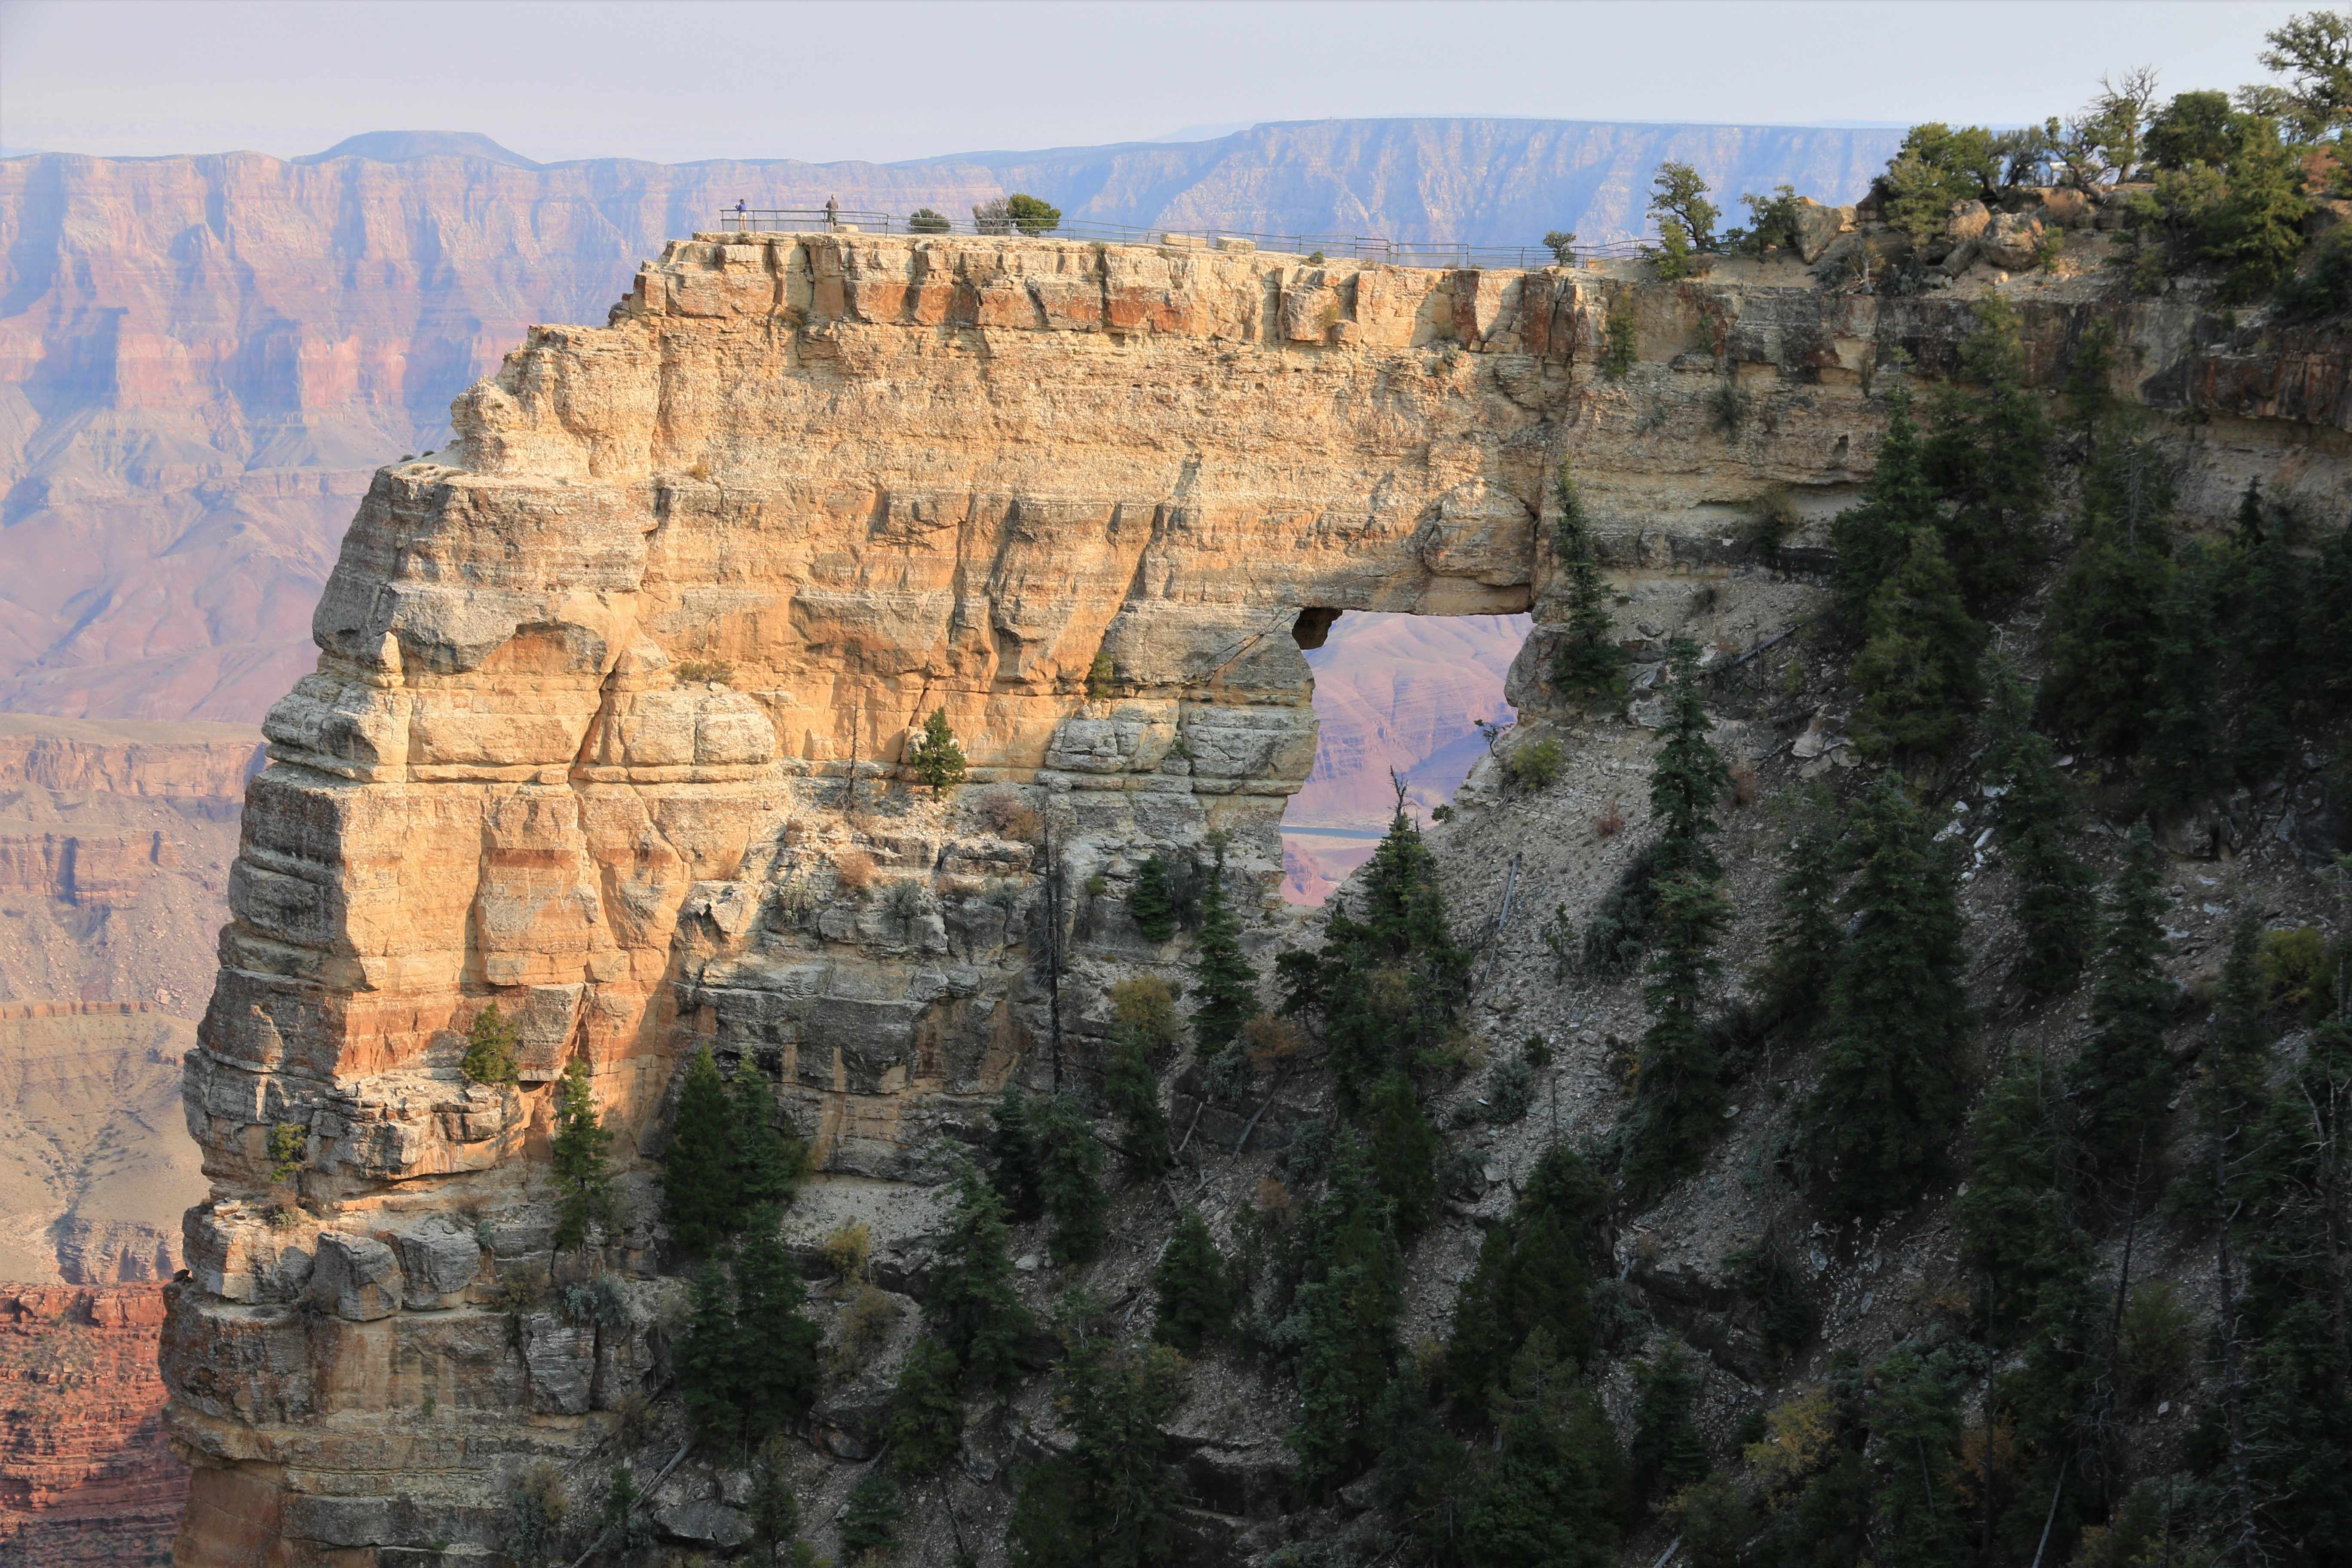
[0,118,1899,723]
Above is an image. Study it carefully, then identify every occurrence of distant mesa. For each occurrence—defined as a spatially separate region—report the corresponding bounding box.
[299,130,542,168]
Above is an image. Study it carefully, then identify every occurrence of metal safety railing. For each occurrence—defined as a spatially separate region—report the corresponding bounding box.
[712,206,1654,266]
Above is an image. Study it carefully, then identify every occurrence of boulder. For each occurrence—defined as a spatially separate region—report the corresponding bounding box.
[656,1501,753,1548]
[2028,187,2093,229]
[1792,199,1855,263]
[308,1232,402,1321]
[389,1221,479,1309]
[1944,200,1992,243]
[1979,212,2044,271]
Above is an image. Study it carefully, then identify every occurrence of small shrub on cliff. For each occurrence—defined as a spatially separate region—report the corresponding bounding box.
[673,659,733,686]
[907,207,952,234]
[1599,313,1638,380]
[978,787,1043,842]
[506,1461,568,1567]
[906,709,967,791]
[827,1284,902,1378]
[267,1120,307,1184]
[834,848,878,891]
[1544,229,1579,264]
[461,1002,520,1086]
[1504,735,1566,790]
[1129,852,1178,941]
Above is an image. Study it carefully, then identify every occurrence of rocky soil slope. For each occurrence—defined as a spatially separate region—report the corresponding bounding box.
[152,206,2352,1568]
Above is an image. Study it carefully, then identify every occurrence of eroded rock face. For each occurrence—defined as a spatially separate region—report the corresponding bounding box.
[164,234,2352,1565]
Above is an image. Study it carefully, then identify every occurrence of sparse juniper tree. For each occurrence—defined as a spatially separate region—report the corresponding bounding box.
[1550,459,1628,709]
[1622,865,1731,1198]
[1848,527,1988,769]
[663,1046,737,1257]
[2068,823,2176,1182]
[550,1057,618,1253]
[1446,1144,1611,1420]
[1647,161,1718,279]
[1831,380,1935,638]
[1152,1208,1235,1355]
[1923,295,2051,616]
[906,707,968,791]
[1650,637,1730,883]
[927,1164,1035,1393]
[1802,778,1971,1219]
[1981,656,2096,999]
[1749,789,1843,1033]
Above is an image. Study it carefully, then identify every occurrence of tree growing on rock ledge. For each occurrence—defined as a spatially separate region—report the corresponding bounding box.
[1549,459,1628,710]
[550,1057,618,1253]
[906,709,968,791]
[460,1001,519,1085]
[1646,161,1717,279]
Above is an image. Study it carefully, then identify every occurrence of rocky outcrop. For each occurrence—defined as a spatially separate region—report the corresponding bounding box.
[0,1284,188,1567]
[0,717,264,798]
[162,232,2352,1565]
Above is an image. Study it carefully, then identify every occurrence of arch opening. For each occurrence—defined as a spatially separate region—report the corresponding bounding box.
[1280,609,1532,906]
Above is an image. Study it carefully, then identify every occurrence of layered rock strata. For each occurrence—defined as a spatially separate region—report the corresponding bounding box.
[0,1283,188,1567]
[163,233,2352,1565]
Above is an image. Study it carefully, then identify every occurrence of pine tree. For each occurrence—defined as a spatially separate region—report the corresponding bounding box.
[664,1046,737,1257]
[882,1336,965,1474]
[2040,436,2178,760]
[1460,1328,1631,1568]
[1749,791,1842,1032]
[838,1470,901,1559]
[677,1259,744,1446]
[2068,823,2174,1180]
[1152,1208,1234,1355]
[1955,1054,2090,1342]
[2209,112,2309,303]
[1128,853,1176,942]
[550,1057,616,1253]
[461,1001,520,1084]
[927,1164,1034,1393]
[1923,294,2050,615]
[1622,867,1730,1197]
[1649,637,1730,882]
[1550,459,1628,708]
[1447,1144,1611,1418]
[733,1206,821,1444]
[2141,537,2230,814]
[1865,1341,1973,1565]
[906,708,968,791]
[1030,1093,1107,1265]
[2234,507,2306,787]
[1189,848,1257,1059]
[1982,657,2095,998]
[1848,527,1987,766]
[729,1057,806,1211]
[1363,1070,1442,1242]
[1008,1326,1188,1568]
[1102,1027,1169,1180]
[1832,380,1936,637]
[1631,1340,1710,1511]
[1289,1133,1405,1490]
[1371,1359,1475,1563]
[1802,778,1970,1219]
[1276,804,1471,1107]
[745,1436,802,1563]
[988,1085,1046,1221]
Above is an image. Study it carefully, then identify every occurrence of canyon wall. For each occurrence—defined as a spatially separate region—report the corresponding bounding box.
[160,230,2352,1565]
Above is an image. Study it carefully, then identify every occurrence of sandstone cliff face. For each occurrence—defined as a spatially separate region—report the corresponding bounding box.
[162,233,2352,1566]
[0,125,1903,722]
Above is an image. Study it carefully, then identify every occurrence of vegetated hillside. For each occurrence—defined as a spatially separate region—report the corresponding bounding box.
[0,119,1895,721]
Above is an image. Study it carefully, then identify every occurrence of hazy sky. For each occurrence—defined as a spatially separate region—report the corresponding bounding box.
[0,0,2311,165]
